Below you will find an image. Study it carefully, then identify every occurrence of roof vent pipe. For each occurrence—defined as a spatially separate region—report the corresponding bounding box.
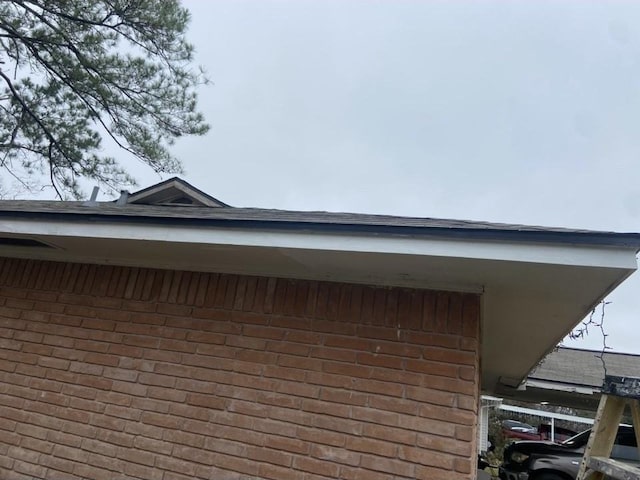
[116,190,129,205]
[89,186,100,202]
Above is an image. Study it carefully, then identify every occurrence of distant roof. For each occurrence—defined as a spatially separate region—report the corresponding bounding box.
[529,347,640,389]
[0,177,639,248]
[494,347,640,410]
[124,177,231,208]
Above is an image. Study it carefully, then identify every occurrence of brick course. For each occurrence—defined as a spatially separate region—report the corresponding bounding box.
[0,258,480,480]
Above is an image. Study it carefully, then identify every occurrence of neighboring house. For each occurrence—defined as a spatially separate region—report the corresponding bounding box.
[499,346,640,411]
[0,177,639,480]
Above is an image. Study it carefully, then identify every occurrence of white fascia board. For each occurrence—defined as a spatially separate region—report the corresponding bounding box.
[525,378,597,395]
[0,218,636,270]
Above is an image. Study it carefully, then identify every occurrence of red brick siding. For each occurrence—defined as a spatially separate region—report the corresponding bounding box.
[0,258,480,480]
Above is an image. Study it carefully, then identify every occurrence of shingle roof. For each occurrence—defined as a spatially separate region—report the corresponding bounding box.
[529,347,640,388]
[0,199,639,247]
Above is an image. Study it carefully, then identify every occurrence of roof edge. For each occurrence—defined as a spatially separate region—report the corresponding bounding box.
[0,207,639,250]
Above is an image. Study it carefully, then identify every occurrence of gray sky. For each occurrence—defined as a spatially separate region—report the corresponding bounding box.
[139,1,640,353]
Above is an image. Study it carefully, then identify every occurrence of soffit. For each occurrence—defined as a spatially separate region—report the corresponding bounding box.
[0,218,635,394]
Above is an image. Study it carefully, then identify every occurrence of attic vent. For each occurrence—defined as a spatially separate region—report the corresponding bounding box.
[0,237,53,248]
[125,177,231,208]
[167,196,194,205]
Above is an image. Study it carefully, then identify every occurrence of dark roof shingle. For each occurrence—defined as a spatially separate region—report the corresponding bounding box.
[530,347,640,388]
[0,200,639,248]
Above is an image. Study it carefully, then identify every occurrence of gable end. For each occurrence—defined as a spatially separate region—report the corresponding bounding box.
[126,177,231,207]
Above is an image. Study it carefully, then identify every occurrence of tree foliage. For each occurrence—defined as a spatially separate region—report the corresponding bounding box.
[0,0,208,198]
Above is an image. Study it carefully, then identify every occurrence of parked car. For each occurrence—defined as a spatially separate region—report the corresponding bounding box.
[499,425,637,480]
[502,422,578,442]
[503,419,537,434]
[537,424,579,443]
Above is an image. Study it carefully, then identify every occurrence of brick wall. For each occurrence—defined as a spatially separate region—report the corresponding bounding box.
[0,258,480,480]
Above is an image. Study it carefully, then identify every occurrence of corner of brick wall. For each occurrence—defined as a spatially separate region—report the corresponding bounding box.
[0,258,481,480]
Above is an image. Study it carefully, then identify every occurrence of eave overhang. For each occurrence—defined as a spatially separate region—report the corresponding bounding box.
[0,206,638,394]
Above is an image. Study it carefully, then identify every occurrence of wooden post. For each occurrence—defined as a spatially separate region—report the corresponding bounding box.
[576,375,640,480]
[630,400,640,460]
[576,394,625,480]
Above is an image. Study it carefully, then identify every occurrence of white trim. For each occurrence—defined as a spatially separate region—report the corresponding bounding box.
[479,396,503,453]
[0,218,636,269]
[479,405,490,452]
[128,179,226,207]
[499,403,595,425]
[481,395,504,408]
[525,378,598,395]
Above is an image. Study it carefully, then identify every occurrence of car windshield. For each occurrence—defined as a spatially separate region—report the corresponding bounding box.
[562,429,591,447]
[503,420,535,431]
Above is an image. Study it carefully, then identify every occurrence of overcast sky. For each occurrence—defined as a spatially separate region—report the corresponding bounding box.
[135,1,640,353]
